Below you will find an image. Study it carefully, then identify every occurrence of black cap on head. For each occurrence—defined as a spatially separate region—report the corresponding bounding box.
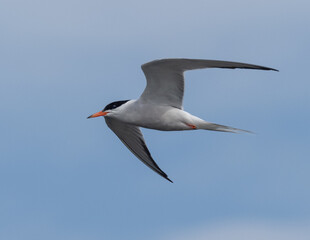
[103,100,129,111]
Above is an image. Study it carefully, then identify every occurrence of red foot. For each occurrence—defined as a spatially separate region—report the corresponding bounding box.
[186,123,197,129]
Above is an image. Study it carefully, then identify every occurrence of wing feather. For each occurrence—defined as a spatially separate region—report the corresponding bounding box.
[105,118,172,182]
[139,58,278,109]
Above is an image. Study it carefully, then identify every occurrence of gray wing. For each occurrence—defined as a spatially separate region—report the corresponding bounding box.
[139,58,278,109]
[105,118,172,183]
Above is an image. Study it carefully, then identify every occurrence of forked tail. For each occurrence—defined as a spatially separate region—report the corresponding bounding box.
[200,122,253,134]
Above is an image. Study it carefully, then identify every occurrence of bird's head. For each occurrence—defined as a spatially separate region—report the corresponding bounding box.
[87,100,129,119]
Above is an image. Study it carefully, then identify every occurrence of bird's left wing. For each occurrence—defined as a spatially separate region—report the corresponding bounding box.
[139,58,278,109]
[105,118,172,182]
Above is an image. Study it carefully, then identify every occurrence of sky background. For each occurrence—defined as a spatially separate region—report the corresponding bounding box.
[1,0,309,239]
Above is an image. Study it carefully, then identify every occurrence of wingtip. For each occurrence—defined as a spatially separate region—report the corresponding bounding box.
[162,173,173,183]
[166,177,173,183]
[260,66,278,72]
[161,172,173,183]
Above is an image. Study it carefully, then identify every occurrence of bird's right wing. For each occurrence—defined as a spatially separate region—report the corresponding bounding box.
[105,118,172,182]
[139,58,278,109]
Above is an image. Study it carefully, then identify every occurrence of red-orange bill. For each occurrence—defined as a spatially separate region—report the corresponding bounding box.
[87,111,108,119]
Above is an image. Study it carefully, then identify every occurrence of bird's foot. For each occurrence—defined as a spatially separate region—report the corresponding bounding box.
[186,123,197,129]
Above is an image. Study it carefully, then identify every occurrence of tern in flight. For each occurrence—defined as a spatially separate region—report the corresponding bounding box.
[88,58,277,182]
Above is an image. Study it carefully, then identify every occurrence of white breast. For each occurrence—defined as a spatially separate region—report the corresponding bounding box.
[110,100,202,131]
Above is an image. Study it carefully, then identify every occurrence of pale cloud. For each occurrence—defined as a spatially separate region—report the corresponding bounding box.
[162,221,310,240]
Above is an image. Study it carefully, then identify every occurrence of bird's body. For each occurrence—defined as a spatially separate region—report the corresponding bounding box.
[88,58,277,182]
[107,100,203,131]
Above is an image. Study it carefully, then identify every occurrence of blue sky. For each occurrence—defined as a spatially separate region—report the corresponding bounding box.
[1,0,309,239]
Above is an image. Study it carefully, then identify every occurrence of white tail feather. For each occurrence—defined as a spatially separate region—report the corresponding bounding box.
[199,122,253,134]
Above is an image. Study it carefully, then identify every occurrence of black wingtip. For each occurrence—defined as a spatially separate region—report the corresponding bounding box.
[258,66,279,72]
[162,174,173,183]
[166,177,173,183]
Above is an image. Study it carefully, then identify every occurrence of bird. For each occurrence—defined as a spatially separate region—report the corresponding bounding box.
[88,58,278,182]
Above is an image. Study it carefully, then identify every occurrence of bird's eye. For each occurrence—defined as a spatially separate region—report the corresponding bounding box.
[113,105,116,108]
